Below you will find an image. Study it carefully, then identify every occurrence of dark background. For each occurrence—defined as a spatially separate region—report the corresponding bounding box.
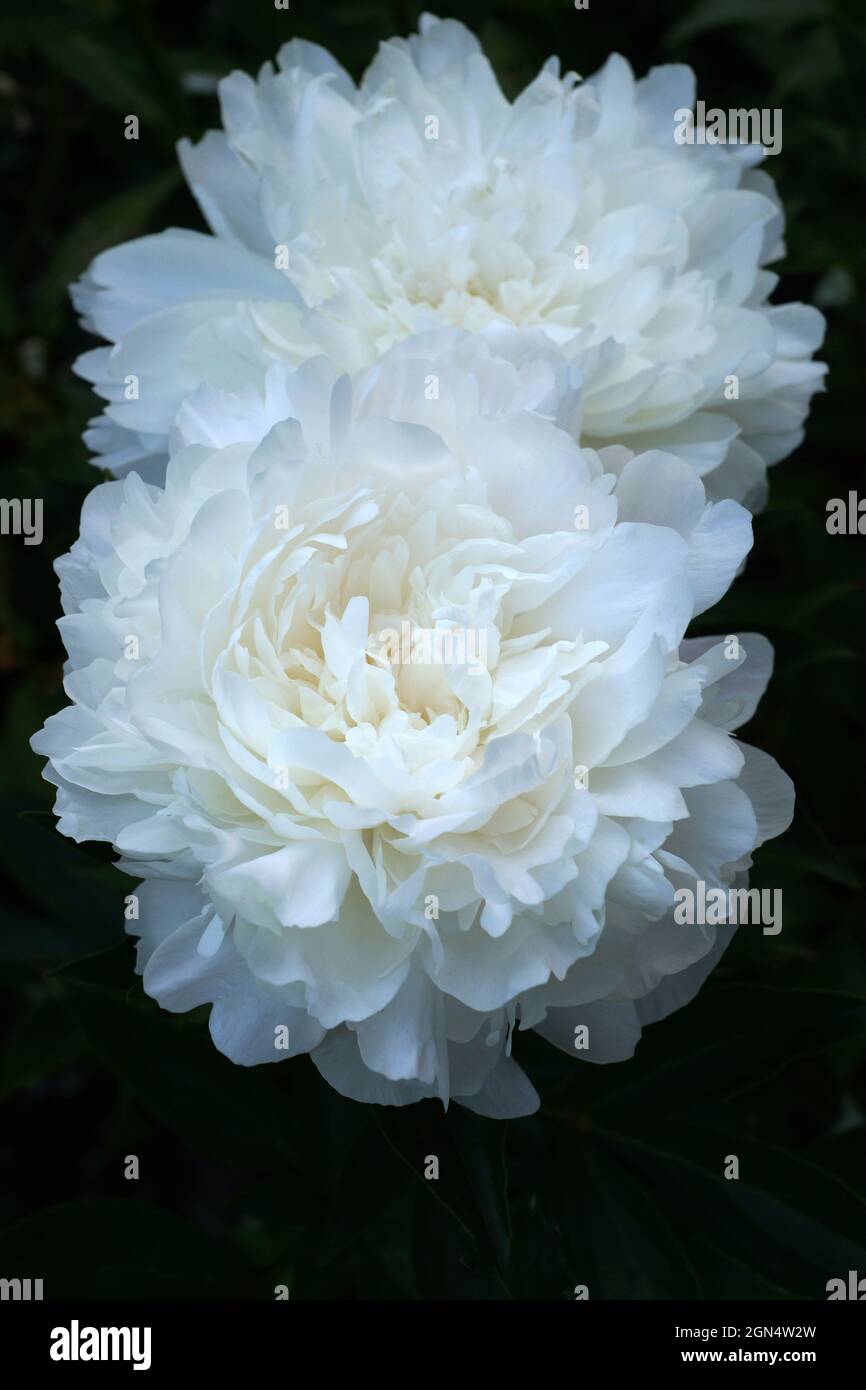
[0,0,864,1300]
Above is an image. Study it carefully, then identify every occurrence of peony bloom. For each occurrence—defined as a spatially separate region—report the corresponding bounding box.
[72,15,824,505]
[33,331,793,1115]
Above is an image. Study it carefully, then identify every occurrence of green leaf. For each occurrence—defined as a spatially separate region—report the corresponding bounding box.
[684,1233,799,1299]
[808,1128,866,1190]
[412,1183,505,1300]
[319,1119,406,1262]
[33,168,180,322]
[666,0,824,46]
[448,1108,512,1273]
[373,1103,512,1287]
[0,1199,251,1299]
[60,977,311,1175]
[583,1145,701,1298]
[599,1122,866,1297]
[0,804,121,971]
[592,986,866,1122]
[1,987,83,1097]
[0,906,93,982]
[42,38,168,125]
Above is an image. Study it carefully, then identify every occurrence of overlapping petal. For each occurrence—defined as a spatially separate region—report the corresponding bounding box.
[71,15,824,503]
[33,332,793,1114]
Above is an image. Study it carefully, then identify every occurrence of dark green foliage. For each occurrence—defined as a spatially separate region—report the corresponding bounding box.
[0,0,864,1299]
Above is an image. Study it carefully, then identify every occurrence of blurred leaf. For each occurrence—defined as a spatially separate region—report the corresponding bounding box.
[449,1108,512,1273]
[666,0,824,45]
[43,37,168,125]
[1,677,61,802]
[0,987,82,1096]
[60,976,313,1176]
[583,1146,701,1298]
[0,12,84,49]
[601,1122,866,1297]
[591,986,866,1122]
[33,168,180,322]
[684,1233,798,1298]
[412,1184,504,1300]
[808,1126,866,1189]
[374,1102,512,1287]
[319,1119,405,1262]
[0,802,121,968]
[0,1199,252,1299]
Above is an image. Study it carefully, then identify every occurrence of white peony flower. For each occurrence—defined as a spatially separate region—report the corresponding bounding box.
[72,15,825,505]
[33,330,793,1116]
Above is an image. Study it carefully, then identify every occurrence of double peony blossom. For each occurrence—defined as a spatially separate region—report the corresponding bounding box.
[73,15,824,507]
[32,16,813,1114]
[33,331,794,1115]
